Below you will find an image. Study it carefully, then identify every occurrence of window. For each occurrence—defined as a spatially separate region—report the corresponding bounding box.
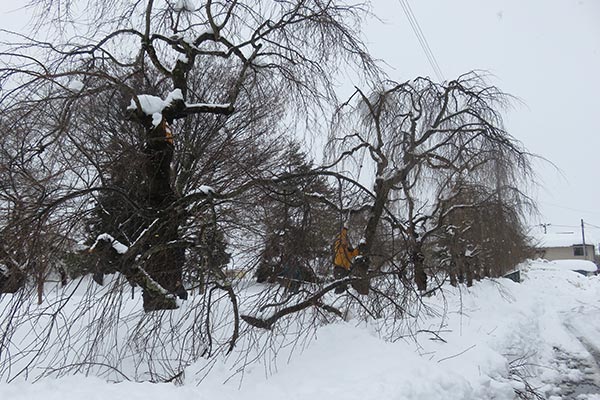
[574,246,584,256]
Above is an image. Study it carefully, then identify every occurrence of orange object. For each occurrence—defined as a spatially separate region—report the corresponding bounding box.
[333,227,359,270]
[163,121,174,145]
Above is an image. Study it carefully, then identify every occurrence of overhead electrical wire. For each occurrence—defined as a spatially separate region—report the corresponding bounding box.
[540,201,600,217]
[529,222,600,230]
[584,222,600,230]
[398,0,445,82]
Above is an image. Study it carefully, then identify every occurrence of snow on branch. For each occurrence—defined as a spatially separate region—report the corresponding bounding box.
[173,0,196,12]
[182,102,233,115]
[91,233,129,255]
[128,89,233,125]
[127,90,184,127]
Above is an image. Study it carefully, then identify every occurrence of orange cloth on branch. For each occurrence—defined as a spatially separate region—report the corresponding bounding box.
[163,121,174,145]
[333,227,359,270]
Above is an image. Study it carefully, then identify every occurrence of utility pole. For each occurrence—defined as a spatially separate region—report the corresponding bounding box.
[581,218,588,259]
[540,223,551,234]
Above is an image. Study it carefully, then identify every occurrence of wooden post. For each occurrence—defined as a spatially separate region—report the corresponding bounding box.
[581,219,588,259]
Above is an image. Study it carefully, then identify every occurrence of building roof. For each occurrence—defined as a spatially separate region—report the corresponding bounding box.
[532,231,597,248]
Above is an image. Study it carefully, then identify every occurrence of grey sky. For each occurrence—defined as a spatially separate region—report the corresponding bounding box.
[365,0,600,234]
[1,0,599,234]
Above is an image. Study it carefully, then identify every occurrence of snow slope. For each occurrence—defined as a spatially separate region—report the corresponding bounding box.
[2,259,600,399]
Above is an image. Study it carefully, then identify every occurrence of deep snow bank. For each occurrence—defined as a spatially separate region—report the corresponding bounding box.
[2,260,600,399]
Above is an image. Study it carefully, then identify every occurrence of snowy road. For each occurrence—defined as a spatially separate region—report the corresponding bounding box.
[561,307,600,399]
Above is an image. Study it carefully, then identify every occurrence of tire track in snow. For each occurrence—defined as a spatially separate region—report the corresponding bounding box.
[560,309,600,398]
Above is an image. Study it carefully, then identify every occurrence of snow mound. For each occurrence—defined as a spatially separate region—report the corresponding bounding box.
[533,258,597,272]
[3,259,600,399]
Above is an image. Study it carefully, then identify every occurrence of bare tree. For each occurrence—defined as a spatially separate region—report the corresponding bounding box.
[0,0,380,382]
[0,0,375,307]
[327,72,534,292]
[236,72,535,336]
[431,182,533,287]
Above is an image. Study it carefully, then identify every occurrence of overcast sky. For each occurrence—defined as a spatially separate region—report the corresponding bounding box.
[1,0,599,236]
[364,0,600,236]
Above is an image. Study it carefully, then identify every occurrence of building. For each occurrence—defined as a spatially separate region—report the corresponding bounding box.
[533,231,596,262]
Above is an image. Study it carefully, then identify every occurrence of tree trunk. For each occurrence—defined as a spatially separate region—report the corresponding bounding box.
[37,269,44,305]
[140,120,186,311]
[0,263,25,294]
[465,258,474,287]
[449,262,458,287]
[362,179,391,256]
[413,249,427,292]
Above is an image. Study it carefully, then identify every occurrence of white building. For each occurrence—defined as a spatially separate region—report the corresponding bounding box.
[533,231,596,262]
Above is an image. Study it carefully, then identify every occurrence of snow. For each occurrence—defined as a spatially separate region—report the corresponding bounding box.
[196,185,215,195]
[174,0,195,12]
[165,88,183,103]
[126,89,228,128]
[185,101,232,109]
[535,258,598,273]
[91,233,129,254]
[150,113,162,127]
[177,53,189,64]
[128,95,164,114]
[127,89,184,127]
[67,80,84,92]
[304,192,325,199]
[533,231,598,248]
[137,265,175,297]
[3,260,600,398]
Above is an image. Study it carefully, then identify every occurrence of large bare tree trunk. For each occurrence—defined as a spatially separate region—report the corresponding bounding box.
[141,120,185,311]
[362,179,391,256]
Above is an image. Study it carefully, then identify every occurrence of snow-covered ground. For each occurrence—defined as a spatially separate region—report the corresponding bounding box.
[2,259,600,399]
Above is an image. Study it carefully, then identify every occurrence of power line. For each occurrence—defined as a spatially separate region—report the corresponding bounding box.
[529,222,600,231]
[398,0,442,81]
[540,201,600,216]
[404,0,444,81]
[398,0,445,82]
[584,222,600,229]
